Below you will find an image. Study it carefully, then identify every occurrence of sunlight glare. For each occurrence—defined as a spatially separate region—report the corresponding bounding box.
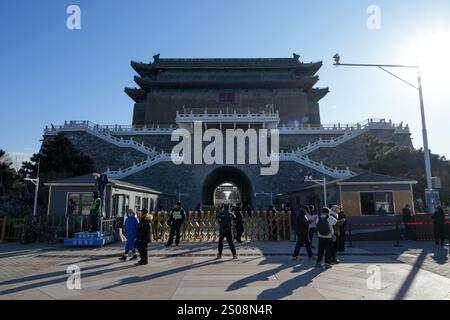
[404,31,450,91]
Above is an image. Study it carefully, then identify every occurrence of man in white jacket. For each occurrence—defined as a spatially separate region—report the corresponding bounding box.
[315,207,337,269]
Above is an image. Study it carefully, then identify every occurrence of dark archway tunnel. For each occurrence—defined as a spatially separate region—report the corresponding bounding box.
[202,166,252,206]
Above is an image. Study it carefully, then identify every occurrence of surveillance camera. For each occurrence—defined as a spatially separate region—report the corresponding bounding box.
[333,53,340,64]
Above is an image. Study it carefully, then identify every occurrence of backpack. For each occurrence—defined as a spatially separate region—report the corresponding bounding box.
[317,215,331,236]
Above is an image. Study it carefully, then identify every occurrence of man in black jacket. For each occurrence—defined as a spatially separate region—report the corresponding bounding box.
[217,204,238,259]
[136,209,151,265]
[402,204,416,240]
[292,205,313,260]
[432,206,446,247]
[234,203,244,243]
[165,201,186,247]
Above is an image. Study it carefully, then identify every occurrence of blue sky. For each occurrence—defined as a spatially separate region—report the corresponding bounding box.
[1,0,450,165]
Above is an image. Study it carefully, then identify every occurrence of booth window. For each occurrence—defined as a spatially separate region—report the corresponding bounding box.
[112,194,129,217]
[360,192,394,215]
[150,198,155,211]
[135,196,141,212]
[67,193,92,216]
[142,197,149,210]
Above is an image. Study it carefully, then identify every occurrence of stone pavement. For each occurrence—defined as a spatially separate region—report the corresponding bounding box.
[351,241,450,279]
[1,240,450,300]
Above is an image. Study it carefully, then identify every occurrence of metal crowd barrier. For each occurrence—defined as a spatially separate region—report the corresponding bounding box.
[150,210,293,242]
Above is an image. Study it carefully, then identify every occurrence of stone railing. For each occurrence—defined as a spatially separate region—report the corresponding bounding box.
[279,151,355,178]
[43,118,399,179]
[44,121,164,157]
[105,152,172,179]
[44,118,409,136]
[44,121,175,136]
[279,118,409,134]
[175,110,280,123]
[104,150,354,180]
[287,119,409,157]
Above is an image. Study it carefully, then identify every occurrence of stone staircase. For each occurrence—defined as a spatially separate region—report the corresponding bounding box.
[45,120,160,157]
[104,152,172,179]
[290,119,408,157]
[44,119,406,179]
[279,151,355,178]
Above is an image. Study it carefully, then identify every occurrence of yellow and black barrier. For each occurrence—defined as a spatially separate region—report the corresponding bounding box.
[150,210,293,242]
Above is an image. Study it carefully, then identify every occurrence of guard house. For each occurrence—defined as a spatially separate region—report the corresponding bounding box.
[275,172,417,216]
[45,174,175,219]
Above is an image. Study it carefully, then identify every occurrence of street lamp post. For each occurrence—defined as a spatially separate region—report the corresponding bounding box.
[25,160,40,220]
[333,54,435,212]
[305,175,327,207]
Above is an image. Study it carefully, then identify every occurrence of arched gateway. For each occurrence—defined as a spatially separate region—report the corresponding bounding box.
[202,167,252,207]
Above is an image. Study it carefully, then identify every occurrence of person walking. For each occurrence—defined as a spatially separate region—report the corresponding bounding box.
[306,205,317,248]
[315,207,337,269]
[119,209,139,261]
[136,208,151,265]
[283,202,293,240]
[165,201,186,247]
[432,206,446,247]
[234,202,244,243]
[217,204,238,259]
[337,205,347,252]
[402,204,416,240]
[268,205,279,240]
[329,205,346,263]
[292,205,313,260]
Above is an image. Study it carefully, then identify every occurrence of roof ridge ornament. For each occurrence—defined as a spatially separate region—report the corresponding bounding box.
[293,53,300,61]
[153,53,160,63]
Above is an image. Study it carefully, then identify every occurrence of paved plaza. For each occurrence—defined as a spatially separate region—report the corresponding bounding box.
[0,240,450,300]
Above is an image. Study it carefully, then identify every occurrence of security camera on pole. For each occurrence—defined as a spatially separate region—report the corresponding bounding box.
[304,175,327,208]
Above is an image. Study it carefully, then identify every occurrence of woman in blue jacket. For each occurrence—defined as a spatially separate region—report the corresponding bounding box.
[119,209,139,261]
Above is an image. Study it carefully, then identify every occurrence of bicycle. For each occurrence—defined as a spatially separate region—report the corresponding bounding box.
[20,217,60,244]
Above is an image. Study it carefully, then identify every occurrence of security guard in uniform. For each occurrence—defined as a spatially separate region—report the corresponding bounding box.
[88,191,102,232]
[165,201,186,246]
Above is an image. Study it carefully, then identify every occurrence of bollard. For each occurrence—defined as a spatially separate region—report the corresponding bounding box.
[347,222,354,248]
[394,221,402,247]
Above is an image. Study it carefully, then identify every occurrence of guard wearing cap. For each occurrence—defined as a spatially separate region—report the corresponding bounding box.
[165,201,186,247]
[136,208,152,265]
[88,191,101,232]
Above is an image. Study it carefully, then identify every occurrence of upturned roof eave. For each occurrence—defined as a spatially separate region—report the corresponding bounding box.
[133,76,320,90]
[130,60,323,73]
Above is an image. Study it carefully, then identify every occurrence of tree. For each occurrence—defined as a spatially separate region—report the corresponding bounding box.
[19,133,95,182]
[16,133,96,216]
[0,150,15,197]
[361,134,450,205]
[0,150,30,216]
